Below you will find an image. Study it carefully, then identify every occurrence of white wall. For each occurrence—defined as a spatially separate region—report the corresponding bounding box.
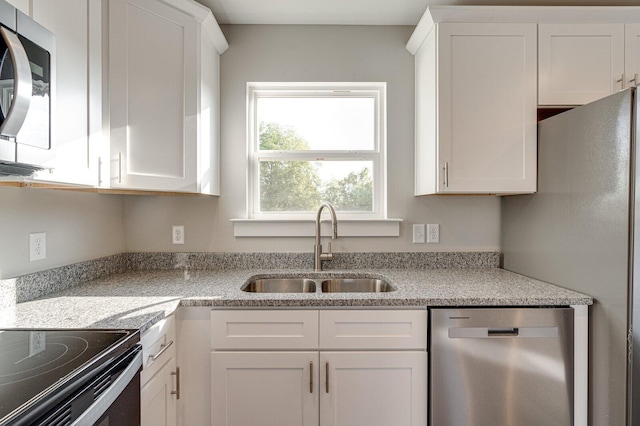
[124,25,501,253]
[0,187,125,278]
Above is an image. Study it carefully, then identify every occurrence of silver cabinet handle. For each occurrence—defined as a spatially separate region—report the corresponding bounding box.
[147,340,173,367]
[630,73,639,86]
[617,73,625,90]
[97,157,102,187]
[171,367,180,400]
[0,27,31,138]
[310,362,313,393]
[117,152,122,183]
[325,362,329,393]
[443,162,449,188]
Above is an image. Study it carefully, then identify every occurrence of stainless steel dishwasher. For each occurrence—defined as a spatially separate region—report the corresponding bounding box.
[430,307,574,426]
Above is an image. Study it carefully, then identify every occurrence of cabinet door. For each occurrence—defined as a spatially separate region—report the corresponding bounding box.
[437,23,537,194]
[626,24,640,89]
[109,0,198,191]
[539,24,625,105]
[211,352,319,426]
[21,0,102,185]
[319,351,427,426]
[141,357,177,426]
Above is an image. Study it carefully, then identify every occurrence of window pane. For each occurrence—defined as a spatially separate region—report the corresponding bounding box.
[257,97,375,151]
[260,160,373,212]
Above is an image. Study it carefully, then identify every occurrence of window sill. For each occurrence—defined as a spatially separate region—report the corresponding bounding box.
[230,218,403,237]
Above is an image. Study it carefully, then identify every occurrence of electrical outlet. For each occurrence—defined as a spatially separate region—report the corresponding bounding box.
[29,232,46,261]
[172,226,185,244]
[427,224,440,243]
[412,224,426,244]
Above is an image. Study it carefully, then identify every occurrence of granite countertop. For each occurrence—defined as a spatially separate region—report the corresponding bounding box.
[0,268,593,334]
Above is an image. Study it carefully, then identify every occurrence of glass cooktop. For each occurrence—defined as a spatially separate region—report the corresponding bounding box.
[0,329,132,424]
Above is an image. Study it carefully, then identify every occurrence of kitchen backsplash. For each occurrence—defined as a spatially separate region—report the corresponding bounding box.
[3,251,500,304]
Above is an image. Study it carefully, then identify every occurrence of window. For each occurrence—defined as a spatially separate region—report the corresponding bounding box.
[247,83,386,219]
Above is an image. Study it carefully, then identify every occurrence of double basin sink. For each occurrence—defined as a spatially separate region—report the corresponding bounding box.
[242,277,395,293]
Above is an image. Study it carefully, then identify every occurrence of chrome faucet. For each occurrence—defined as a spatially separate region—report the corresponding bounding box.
[314,202,338,271]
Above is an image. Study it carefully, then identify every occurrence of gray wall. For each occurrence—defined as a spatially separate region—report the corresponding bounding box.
[124,25,502,253]
[2,25,503,278]
[0,187,125,278]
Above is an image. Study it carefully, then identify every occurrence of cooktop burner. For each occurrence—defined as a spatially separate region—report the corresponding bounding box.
[0,329,133,424]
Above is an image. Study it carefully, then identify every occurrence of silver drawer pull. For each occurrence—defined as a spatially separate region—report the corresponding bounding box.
[147,340,174,366]
[171,367,181,400]
[325,362,329,393]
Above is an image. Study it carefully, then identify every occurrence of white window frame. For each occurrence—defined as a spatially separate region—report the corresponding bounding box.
[247,82,387,220]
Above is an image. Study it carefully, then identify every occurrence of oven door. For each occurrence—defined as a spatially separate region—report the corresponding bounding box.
[35,344,143,426]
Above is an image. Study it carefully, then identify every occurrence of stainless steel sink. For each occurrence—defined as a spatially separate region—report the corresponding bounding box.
[242,278,317,293]
[320,278,395,293]
[242,276,395,293]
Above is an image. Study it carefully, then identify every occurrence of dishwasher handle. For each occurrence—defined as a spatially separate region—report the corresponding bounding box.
[449,326,558,339]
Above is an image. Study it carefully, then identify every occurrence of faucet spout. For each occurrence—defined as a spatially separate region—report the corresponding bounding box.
[314,202,338,271]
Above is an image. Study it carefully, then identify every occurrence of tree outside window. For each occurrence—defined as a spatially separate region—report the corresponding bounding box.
[248,83,386,219]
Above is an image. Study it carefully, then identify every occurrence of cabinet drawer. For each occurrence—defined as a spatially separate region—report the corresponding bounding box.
[211,310,319,350]
[319,310,427,350]
[141,314,176,385]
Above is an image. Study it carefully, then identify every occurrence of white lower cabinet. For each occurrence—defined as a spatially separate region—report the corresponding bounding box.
[141,357,178,426]
[141,314,178,426]
[320,351,426,426]
[211,352,319,426]
[210,309,428,426]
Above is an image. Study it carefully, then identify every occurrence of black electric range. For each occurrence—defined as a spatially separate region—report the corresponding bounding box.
[0,329,141,425]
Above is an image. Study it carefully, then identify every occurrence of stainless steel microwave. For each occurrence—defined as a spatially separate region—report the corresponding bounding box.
[0,0,54,176]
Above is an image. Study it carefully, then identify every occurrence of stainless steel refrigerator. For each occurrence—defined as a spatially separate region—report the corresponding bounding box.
[502,87,640,426]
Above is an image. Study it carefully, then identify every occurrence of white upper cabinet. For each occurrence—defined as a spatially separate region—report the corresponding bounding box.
[626,24,640,89]
[408,16,537,195]
[10,0,102,186]
[537,7,640,107]
[108,0,227,194]
[539,24,625,106]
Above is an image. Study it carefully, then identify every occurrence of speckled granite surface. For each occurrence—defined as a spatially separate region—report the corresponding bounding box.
[0,268,592,334]
[3,251,500,306]
[9,254,128,303]
[126,251,500,270]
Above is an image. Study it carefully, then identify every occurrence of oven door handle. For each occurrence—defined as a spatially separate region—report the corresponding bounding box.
[70,346,143,426]
[0,27,31,138]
